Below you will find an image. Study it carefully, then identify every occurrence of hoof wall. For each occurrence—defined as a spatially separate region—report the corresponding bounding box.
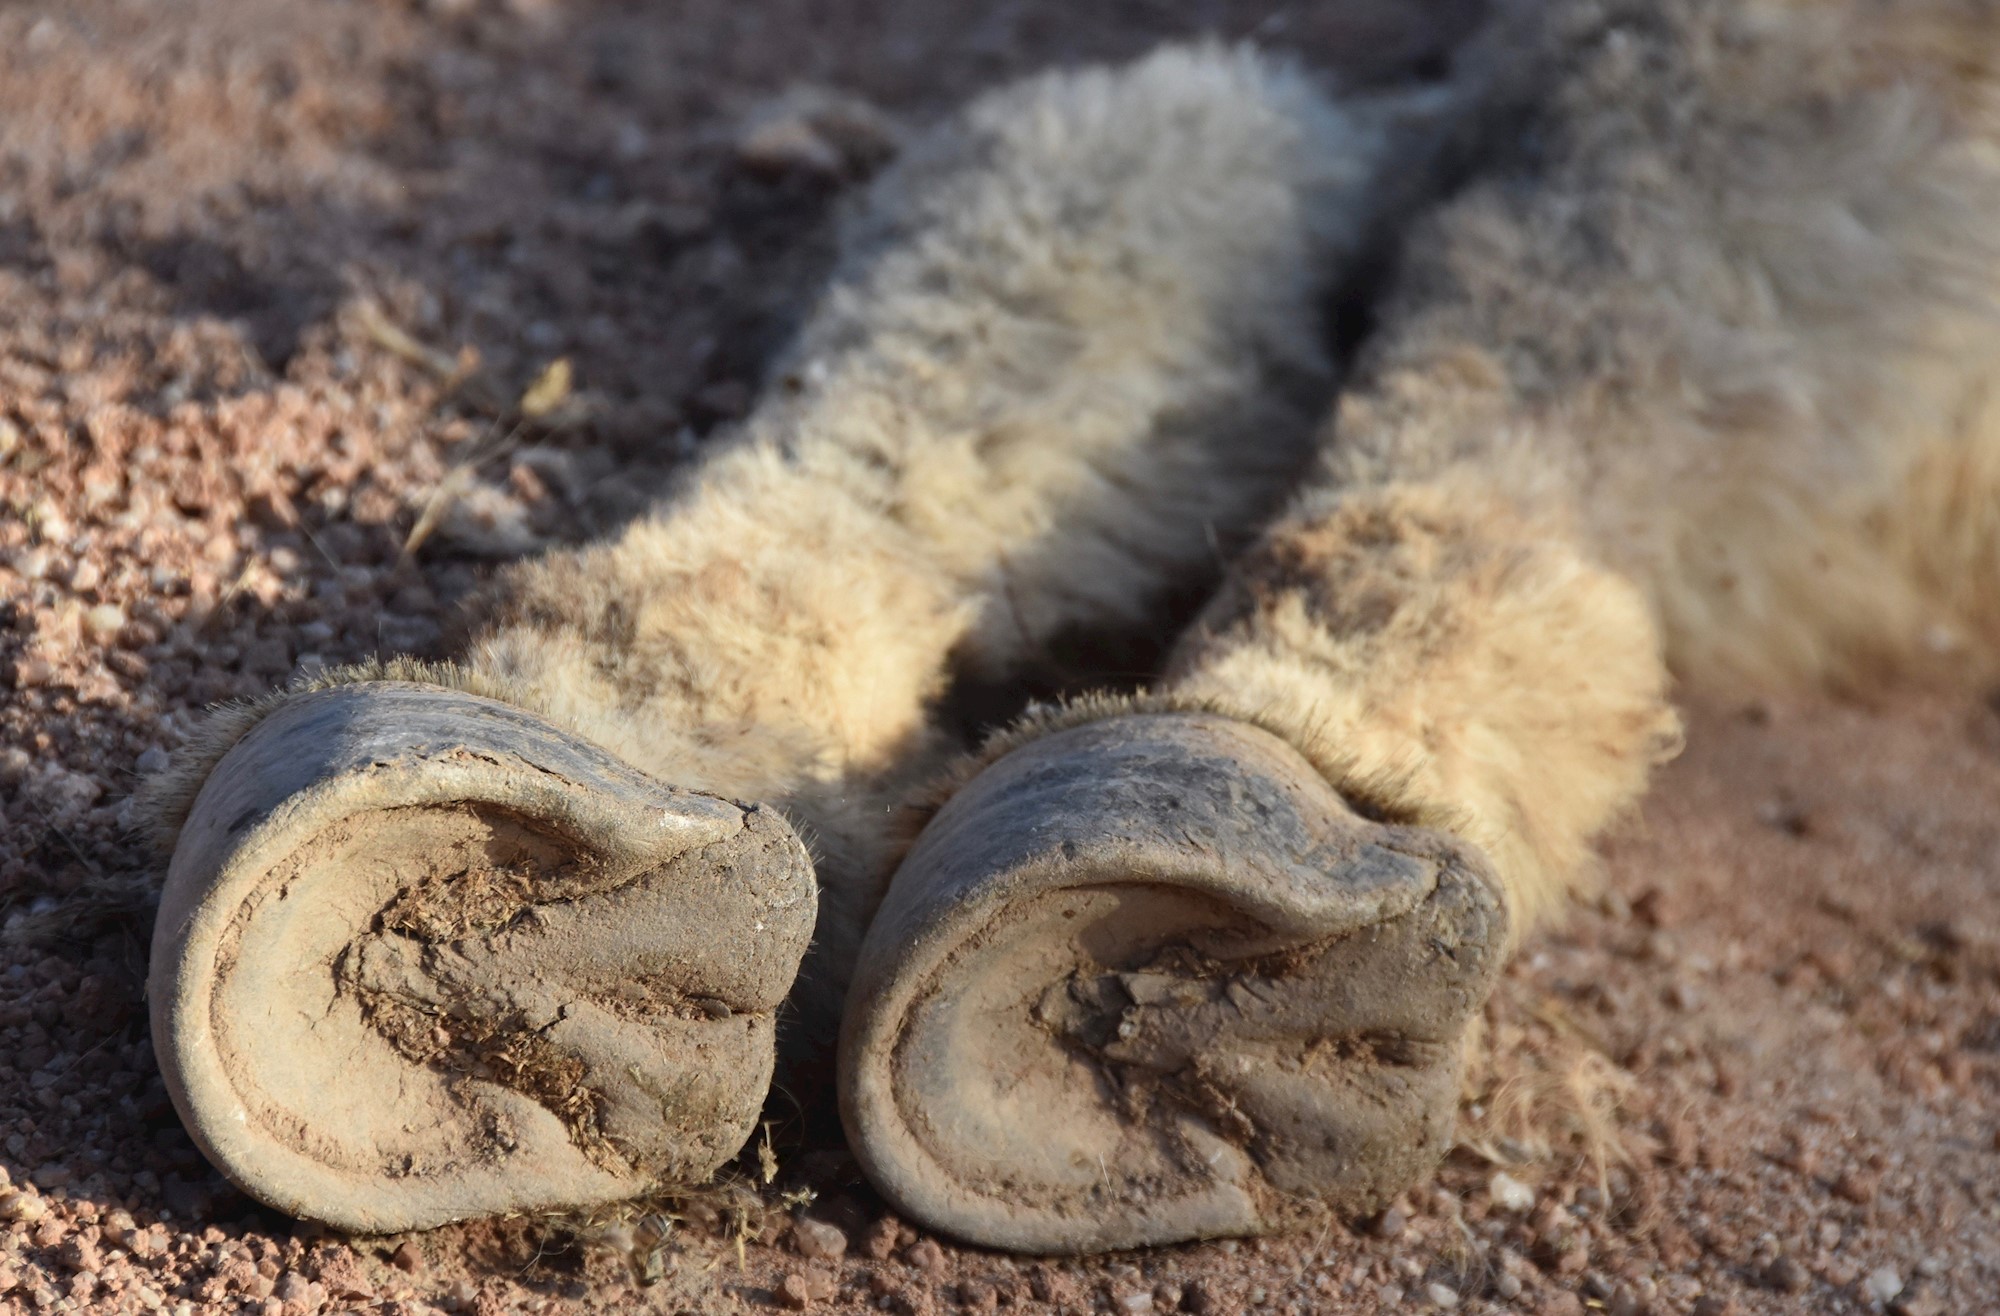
[151,682,816,1233]
[840,713,1506,1253]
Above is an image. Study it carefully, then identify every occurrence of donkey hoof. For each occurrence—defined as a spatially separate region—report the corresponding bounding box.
[840,712,1506,1253]
[150,681,816,1233]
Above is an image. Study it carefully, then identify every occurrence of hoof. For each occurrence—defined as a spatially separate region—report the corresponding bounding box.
[150,682,816,1233]
[840,713,1506,1253]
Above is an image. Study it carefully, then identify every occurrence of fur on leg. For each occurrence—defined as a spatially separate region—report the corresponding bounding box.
[928,0,2000,939]
[920,485,1680,937]
[1335,0,2000,689]
[143,44,1449,1005]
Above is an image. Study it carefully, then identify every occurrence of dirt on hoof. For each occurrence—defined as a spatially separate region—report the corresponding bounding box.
[4,0,1999,1313]
[151,683,816,1233]
[842,713,1508,1253]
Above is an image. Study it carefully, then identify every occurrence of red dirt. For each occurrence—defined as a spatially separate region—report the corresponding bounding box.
[1,2,1995,1314]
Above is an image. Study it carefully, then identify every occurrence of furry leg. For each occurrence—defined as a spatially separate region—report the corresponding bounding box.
[149,43,1448,1003]
[841,0,2000,1254]
[953,0,2000,936]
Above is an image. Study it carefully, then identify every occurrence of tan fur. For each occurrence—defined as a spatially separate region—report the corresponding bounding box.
[150,2,2000,1048]
[147,44,1453,1003]
[983,0,2000,934]
[1336,0,2000,692]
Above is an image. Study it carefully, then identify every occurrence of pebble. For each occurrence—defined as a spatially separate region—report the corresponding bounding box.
[1425,1281,1461,1307]
[82,602,126,642]
[1833,1171,1879,1205]
[11,546,52,580]
[777,1271,814,1310]
[1373,1206,1408,1239]
[1762,1256,1810,1293]
[1489,1171,1536,1213]
[1865,1266,1903,1304]
[791,1216,848,1262]
[1894,1291,1946,1316]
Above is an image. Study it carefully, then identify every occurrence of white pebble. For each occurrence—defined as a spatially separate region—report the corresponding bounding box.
[1865,1266,1903,1304]
[83,602,126,642]
[1425,1281,1461,1308]
[1489,1171,1535,1213]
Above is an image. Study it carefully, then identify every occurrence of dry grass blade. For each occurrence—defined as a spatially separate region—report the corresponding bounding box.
[401,462,475,559]
[351,297,463,382]
[520,357,573,419]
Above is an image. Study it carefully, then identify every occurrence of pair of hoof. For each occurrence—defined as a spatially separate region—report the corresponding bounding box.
[151,682,1507,1252]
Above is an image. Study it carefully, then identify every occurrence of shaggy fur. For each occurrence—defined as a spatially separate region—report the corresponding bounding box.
[965,0,2000,933]
[146,45,1455,1008]
[150,0,2000,1075]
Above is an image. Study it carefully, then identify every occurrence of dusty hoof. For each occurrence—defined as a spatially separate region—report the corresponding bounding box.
[150,682,815,1233]
[840,713,1506,1253]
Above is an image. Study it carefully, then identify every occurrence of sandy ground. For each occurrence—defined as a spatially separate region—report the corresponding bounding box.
[2,1,1998,1313]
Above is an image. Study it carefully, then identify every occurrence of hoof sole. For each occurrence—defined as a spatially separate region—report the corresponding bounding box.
[840,713,1506,1253]
[151,682,816,1233]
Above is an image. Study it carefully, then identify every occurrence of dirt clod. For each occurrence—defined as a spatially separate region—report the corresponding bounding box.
[903,1238,946,1277]
[778,1270,815,1309]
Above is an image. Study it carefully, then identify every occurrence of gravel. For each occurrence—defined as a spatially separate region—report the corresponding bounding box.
[5,2,2000,1315]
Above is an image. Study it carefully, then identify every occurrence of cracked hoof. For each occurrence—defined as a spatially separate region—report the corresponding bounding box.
[149,682,815,1233]
[840,712,1506,1253]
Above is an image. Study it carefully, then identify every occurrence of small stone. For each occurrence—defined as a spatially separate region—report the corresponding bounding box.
[777,1271,813,1310]
[1494,1272,1523,1300]
[12,656,57,687]
[1489,1172,1536,1213]
[136,746,171,775]
[82,603,126,642]
[0,1191,46,1223]
[11,546,51,580]
[1690,1296,1737,1316]
[1761,1256,1810,1293]
[1865,1266,1903,1304]
[791,1216,847,1262]
[1115,1292,1154,1314]
[1425,1281,1461,1308]
[389,1241,422,1273]
[1373,1206,1408,1239]
[1834,1171,1880,1205]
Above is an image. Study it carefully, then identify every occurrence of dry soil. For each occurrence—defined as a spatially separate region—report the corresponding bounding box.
[2,2,1996,1314]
